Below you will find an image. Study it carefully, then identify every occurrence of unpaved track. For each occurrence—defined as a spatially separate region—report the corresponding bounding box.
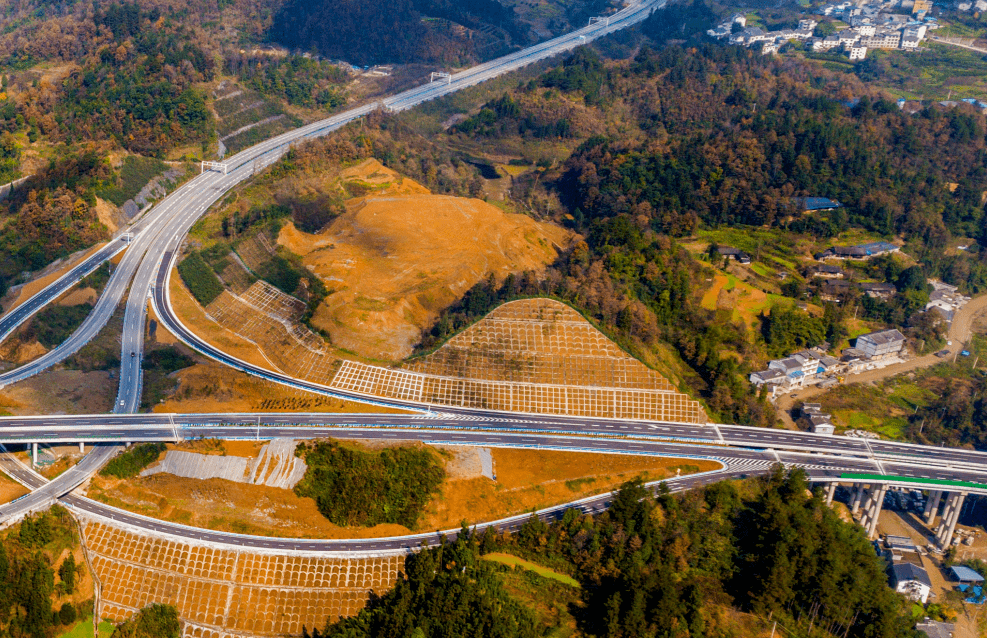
[776,293,987,424]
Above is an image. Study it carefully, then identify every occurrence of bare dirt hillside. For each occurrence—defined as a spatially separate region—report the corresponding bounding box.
[278,159,572,360]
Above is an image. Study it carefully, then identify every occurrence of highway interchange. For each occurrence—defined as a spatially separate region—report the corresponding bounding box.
[0,0,985,555]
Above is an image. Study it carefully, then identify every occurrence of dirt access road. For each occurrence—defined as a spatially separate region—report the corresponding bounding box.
[775,293,987,426]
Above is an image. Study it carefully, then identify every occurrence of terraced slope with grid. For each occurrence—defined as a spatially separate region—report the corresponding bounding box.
[204,282,339,383]
[406,299,678,389]
[234,233,276,273]
[328,299,707,423]
[189,291,706,421]
[82,519,402,638]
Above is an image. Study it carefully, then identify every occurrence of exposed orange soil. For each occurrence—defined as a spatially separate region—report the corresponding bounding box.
[161,439,273,459]
[278,159,573,360]
[87,472,413,539]
[153,362,406,414]
[700,273,730,310]
[222,440,266,457]
[57,286,98,306]
[0,338,48,365]
[109,248,127,265]
[337,159,431,195]
[94,197,121,233]
[1,241,108,314]
[168,266,280,372]
[0,368,117,414]
[162,438,252,457]
[0,471,28,504]
[88,442,718,539]
[423,448,719,530]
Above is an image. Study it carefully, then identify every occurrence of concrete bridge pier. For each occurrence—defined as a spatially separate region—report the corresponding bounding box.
[868,485,887,539]
[936,492,968,549]
[824,482,836,506]
[79,442,84,453]
[859,484,887,539]
[858,486,874,524]
[850,484,867,515]
[31,442,37,468]
[924,490,943,526]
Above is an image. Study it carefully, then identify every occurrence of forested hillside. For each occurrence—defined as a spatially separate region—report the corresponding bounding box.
[0,153,110,298]
[0,506,94,638]
[0,0,351,306]
[415,28,987,426]
[268,0,533,66]
[320,471,920,638]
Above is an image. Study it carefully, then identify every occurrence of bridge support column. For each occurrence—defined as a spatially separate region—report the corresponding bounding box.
[825,482,836,506]
[937,492,967,549]
[31,443,37,468]
[79,442,84,453]
[924,490,942,526]
[867,485,887,539]
[850,484,866,516]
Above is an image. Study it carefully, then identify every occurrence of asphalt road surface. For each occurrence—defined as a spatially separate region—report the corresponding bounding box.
[2,425,982,552]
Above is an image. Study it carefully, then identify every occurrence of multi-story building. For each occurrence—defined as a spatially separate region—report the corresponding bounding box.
[859,30,901,48]
[855,329,906,359]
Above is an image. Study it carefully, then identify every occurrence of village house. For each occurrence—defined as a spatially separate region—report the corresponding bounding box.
[715,246,752,264]
[820,279,852,301]
[890,563,932,604]
[855,329,906,359]
[849,44,867,60]
[815,241,900,261]
[860,282,898,300]
[925,280,969,323]
[811,264,846,279]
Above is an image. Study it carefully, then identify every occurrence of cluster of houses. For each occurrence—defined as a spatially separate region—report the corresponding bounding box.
[956,0,987,11]
[707,14,818,55]
[880,533,982,637]
[708,0,937,60]
[814,240,901,261]
[712,245,752,264]
[808,242,903,302]
[926,280,970,324]
[809,268,969,325]
[750,328,907,398]
[817,278,900,301]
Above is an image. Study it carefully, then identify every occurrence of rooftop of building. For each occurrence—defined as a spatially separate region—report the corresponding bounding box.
[892,562,932,587]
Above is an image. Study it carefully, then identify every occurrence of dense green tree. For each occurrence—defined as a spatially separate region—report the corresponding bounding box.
[294,441,445,528]
[111,604,181,638]
[323,528,539,638]
[59,554,76,594]
[763,306,826,357]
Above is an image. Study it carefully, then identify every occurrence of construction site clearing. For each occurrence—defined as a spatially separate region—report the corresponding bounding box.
[212,157,573,362]
[273,158,572,360]
[84,437,718,540]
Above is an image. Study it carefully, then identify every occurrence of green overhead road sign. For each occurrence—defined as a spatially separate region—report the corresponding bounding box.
[840,473,987,491]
